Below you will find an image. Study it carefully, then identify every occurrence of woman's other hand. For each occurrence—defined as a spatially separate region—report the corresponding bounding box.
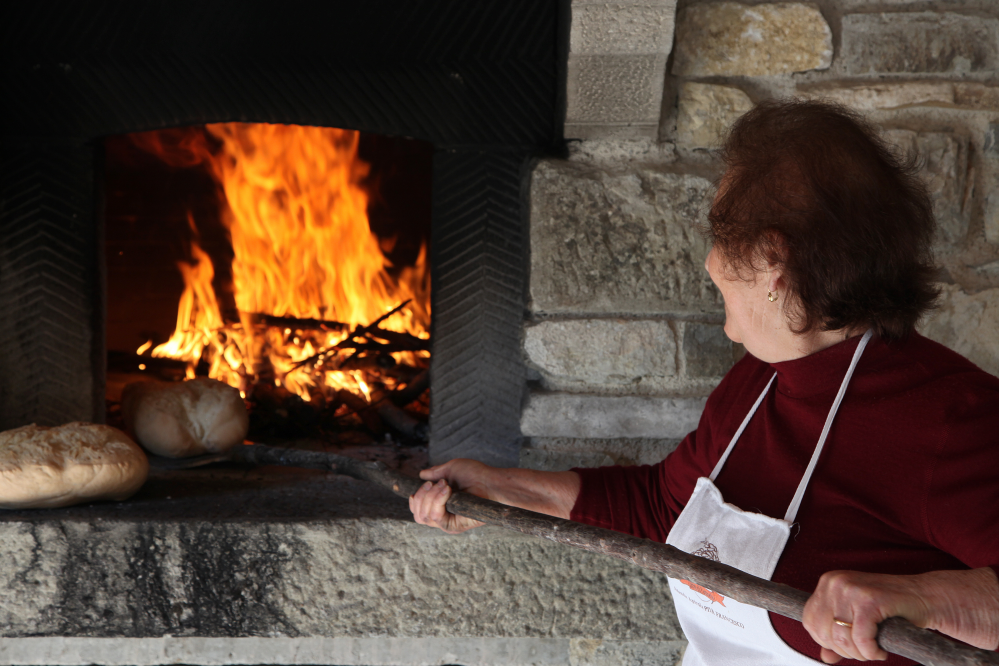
[802,567,999,663]
[408,459,582,535]
[409,459,489,534]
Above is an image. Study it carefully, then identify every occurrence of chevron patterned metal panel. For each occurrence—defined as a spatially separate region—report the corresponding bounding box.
[0,141,102,429]
[430,149,528,467]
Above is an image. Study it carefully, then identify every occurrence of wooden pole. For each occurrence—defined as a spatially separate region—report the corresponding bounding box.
[230,444,999,666]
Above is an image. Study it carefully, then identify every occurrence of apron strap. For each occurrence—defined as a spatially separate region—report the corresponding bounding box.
[783,329,873,522]
[709,373,777,481]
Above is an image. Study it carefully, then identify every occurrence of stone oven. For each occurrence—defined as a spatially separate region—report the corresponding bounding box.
[0,0,560,468]
[2,0,999,665]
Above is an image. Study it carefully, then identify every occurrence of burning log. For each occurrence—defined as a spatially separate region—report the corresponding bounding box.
[289,299,430,373]
[246,312,349,332]
[336,389,383,433]
[377,401,428,441]
[107,351,188,381]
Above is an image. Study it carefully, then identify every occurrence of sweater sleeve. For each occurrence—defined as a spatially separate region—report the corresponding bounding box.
[569,431,700,542]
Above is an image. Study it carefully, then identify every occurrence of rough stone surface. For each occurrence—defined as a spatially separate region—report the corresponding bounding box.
[971,259,999,281]
[682,322,739,378]
[986,191,999,246]
[954,84,999,110]
[566,55,668,127]
[799,82,954,111]
[520,448,617,472]
[524,319,678,392]
[530,160,719,315]
[565,1,676,139]
[840,13,999,75]
[883,130,971,248]
[672,2,832,76]
[0,636,688,666]
[571,4,676,55]
[525,437,683,467]
[570,637,685,666]
[520,393,706,439]
[567,139,677,166]
[676,83,753,149]
[0,470,682,644]
[920,284,999,378]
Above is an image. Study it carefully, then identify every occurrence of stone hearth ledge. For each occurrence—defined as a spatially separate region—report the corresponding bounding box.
[0,468,684,666]
[0,636,687,666]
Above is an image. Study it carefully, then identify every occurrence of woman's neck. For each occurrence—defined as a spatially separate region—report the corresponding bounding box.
[751,326,863,364]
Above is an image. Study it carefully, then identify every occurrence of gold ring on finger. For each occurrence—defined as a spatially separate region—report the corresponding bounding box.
[833,619,853,629]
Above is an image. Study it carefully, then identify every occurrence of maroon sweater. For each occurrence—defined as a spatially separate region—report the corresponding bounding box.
[571,332,999,664]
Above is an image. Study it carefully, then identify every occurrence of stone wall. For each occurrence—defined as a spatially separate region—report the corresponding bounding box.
[524,0,999,473]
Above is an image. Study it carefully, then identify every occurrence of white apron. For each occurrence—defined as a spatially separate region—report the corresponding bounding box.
[666,330,873,666]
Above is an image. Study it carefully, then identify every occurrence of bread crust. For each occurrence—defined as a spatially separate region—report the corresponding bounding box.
[0,423,149,509]
[122,378,249,458]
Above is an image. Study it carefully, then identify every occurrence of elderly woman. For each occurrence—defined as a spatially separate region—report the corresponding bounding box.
[409,100,999,665]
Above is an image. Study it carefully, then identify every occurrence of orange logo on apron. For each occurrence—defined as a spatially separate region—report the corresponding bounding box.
[679,580,726,606]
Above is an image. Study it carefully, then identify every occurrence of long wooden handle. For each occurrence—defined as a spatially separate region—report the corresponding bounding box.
[234,444,999,666]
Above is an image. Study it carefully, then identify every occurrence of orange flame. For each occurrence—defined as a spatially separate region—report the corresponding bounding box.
[132,123,430,401]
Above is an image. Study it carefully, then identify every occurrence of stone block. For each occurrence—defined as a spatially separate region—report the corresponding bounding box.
[529,160,719,315]
[672,2,832,76]
[571,4,676,55]
[520,393,706,439]
[683,322,738,378]
[986,192,999,246]
[882,130,971,247]
[676,83,753,149]
[566,54,667,126]
[920,284,999,378]
[524,319,678,392]
[526,437,684,466]
[954,84,999,111]
[799,82,954,111]
[520,447,617,472]
[840,13,999,75]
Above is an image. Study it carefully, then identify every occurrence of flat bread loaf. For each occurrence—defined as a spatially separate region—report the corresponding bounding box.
[122,378,249,458]
[0,423,149,509]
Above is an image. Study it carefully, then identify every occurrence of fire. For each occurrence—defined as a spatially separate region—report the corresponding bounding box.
[130,123,430,401]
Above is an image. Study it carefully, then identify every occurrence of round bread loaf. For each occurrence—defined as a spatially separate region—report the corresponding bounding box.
[0,423,149,509]
[122,378,249,458]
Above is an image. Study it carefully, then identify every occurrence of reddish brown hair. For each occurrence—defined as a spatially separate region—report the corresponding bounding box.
[709,98,938,340]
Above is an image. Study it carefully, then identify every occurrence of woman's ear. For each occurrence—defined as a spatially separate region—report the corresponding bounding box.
[760,230,788,295]
[767,266,782,294]
[764,261,785,298]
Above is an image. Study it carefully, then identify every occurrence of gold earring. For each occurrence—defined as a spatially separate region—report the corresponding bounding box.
[768,290,777,302]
